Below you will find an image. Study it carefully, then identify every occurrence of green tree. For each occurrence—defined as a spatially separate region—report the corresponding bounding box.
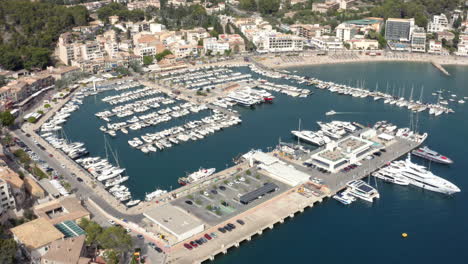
[453,16,462,29]
[97,226,133,253]
[103,249,120,264]
[258,0,281,15]
[143,56,154,66]
[0,239,17,264]
[239,0,257,11]
[155,49,173,61]
[0,111,16,127]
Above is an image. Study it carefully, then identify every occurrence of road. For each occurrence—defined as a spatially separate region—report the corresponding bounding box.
[12,129,144,223]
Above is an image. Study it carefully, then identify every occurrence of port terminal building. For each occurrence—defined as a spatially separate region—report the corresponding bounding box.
[242,150,310,186]
[308,132,378,173]
[144,204,205,243]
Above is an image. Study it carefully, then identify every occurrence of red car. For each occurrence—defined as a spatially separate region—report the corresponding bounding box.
[184,243,193,250]
[189,241,198,248]
[204,233,212,240]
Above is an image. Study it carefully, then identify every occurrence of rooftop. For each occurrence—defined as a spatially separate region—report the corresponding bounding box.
[0,166,24,189]
[34,196,90,225]
[144,204,204,236]
[10,217,64,249]
[41,235,88,264]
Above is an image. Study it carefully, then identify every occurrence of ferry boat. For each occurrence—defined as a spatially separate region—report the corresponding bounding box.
[178,168,216,185]
[411,146,453,164]
[346,180,380,202]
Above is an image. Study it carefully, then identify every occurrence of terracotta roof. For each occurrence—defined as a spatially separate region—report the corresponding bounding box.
[0,166,24,189]
[138,35,157,44]
[24,176,45,198]
[11,218,64,249]
[34,196,90,225]
[41,235,87,264]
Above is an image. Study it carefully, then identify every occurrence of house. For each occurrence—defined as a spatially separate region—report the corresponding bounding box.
[346,39,379,50]
[0,178,16,216]
[41,235,90,264]
[437,31,455,41]
[218,34,246,53]
[33,196,90,225]
[428,40,443,54]
[10,218,65,261]
[203,37,230,54]
[0,166,25,208]
[24,176,46,200]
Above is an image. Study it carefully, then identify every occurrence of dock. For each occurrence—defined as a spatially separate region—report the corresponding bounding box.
[431,61,450,76]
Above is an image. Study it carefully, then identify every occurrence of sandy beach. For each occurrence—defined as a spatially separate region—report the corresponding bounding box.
[255,51,468,69]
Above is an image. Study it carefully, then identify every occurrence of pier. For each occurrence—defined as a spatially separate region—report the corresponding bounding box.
[431,61,450,76]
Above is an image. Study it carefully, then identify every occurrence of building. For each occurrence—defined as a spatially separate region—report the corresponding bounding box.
[11,217,65,261]
[24,176,46,200]
[243,151,310,186]
[144,204,204,242]
[41,235,90,264]
[427,14,450,33]
[344,18,384,34]
[240,182,279,204]
[428,40,443,54]
[456,34,468,56]
[290,24,323,39]
[0,166,25,209]
[308,134,376,173]
[133,33,160,57]
[346,38,379,50]
[127,0,161,10]
[203,37,230,54]
[411,26,427,52]
[385,18,415,42]
[0,178,16,215]
[335,23,357,41]
[310,36,344,50]
[218,34,246,53]
[253,32,304,53]
[312,1,339,13]
[437,31,455,41]
[33,196,90,225]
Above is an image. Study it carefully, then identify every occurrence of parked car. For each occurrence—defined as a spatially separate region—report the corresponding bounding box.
[204,233,212,240]
[227,223,236,229]
[210,232,217,238]
[184,243,193,250]
[189,241,198,248]
[108,219,116,225]
[137,234,144,240]
[185,200,193,205]
[76,177,83,182]
[219,186,226,191]
[236,219,245,225]
[218,227,226,233]
[210,189,218,194]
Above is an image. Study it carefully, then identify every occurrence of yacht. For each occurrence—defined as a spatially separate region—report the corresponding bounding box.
[291,130,325,146]
[126,200,141,207]
[325,110,337,116]
[411,146,453,164]
[346,180,380,202]
[332,190,356,205]
[371,171,410,185]
[178,168,216,185]
[390,155,460,194]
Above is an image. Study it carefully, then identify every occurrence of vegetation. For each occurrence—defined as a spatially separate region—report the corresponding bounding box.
[143,55,154,66]
[79,219,132,261]
[27,117,37,123]
[0,238,17,264]
[97,3,145,23]
[245,170,252,175]
[0,111,16,127]
[370,0,462,27]
[13,149,31,164]
[155,49,173,62]
[32,165,48,180]
[0,1,89,70]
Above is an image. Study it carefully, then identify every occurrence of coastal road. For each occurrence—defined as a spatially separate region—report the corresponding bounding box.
[12,129,144,223]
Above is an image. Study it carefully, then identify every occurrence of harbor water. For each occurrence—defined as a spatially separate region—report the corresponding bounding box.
[63,62,468,263]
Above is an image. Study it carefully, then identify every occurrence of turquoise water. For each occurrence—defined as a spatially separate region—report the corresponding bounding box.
[63,62,468,263]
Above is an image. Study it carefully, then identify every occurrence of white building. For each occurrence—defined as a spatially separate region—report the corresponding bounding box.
[203,37,230,54]
[411,27,426,52]
[428,40,443,54]
[310,36,344,50]
[346,39,379,50]
[427,14,450,33]
[144,204,204,243]
[0,178,16,214]
[253,31,304,53]
[456,35,468,56]
[335,23,357,41]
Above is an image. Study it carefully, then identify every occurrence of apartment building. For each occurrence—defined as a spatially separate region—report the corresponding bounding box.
[456,35,468,56]
[335,23,357,41]
[428,40,443,54]
[203,37,230,54]
[310,36,344,50]
[290,24,323,39]
[253,32,304,53]
[385,18,415,42]
[346,39,379,50]
[219,34,246,52]
[411,27,427,52]
[427,14,450,33]
[0,179,16,215]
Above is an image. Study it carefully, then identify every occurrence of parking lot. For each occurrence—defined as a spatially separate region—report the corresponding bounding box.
[172,168,291,226]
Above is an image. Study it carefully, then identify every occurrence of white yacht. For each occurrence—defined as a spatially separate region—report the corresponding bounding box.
[389,155,460,194]
[346,180,380,202]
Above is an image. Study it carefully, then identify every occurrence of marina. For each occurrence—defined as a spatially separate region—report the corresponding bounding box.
[21,61,467,264]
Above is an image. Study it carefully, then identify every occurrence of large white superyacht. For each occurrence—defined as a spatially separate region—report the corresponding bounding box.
[389,155,460,194]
